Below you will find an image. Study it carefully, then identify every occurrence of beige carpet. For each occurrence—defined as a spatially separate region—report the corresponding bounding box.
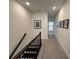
[37,36,69,59]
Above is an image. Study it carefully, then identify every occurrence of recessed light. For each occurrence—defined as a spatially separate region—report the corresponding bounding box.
[53,6,56,10]
[26,2,30,6]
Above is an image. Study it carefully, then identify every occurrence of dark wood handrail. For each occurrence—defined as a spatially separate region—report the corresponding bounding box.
[12,32,41,59]
[39,32,42,46]
[9,33,26,59]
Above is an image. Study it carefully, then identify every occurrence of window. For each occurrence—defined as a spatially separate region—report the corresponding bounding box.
[49,22,54,31]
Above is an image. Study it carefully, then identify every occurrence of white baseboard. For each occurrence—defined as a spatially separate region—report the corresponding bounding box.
[54,35,70,59]
[59,42,70,59]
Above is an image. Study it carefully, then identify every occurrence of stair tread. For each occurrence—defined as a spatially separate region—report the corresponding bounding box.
[26,48,39,51]
[19,57,35,59]
[29,45,40,48]
[29,46,40,48]
[24,51,38,53]
[20,58,35,59]
[21,53,37,58]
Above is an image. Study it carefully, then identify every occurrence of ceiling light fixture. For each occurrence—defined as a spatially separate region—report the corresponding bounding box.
[26,2,30,6]
[53,6,56,10]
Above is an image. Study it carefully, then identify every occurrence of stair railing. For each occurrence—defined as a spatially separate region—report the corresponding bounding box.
[9,33,26,59]
[12,32,42,59]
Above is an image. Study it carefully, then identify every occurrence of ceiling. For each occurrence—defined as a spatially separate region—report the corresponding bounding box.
[17,0,66,17]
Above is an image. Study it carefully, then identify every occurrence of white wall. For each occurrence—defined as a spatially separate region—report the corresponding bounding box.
[9,0,38,57]
[9,0,48,57]
[54,0,70,58]
[32,12,48,39]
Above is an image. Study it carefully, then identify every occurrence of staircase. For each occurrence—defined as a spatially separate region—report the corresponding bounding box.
[19,45,41,59]
[10,32,42,59]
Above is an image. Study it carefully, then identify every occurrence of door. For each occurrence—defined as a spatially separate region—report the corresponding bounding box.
[48,21,54,38]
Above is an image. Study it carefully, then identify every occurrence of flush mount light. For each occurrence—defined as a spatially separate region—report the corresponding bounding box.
[53,6,56,10]
[26,2,30,6]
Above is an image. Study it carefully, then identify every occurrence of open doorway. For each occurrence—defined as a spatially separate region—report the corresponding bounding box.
[48,21,54,39]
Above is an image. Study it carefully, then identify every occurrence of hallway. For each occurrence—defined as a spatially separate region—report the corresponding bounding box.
[38,36,68,59]
[9,0,70,59]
